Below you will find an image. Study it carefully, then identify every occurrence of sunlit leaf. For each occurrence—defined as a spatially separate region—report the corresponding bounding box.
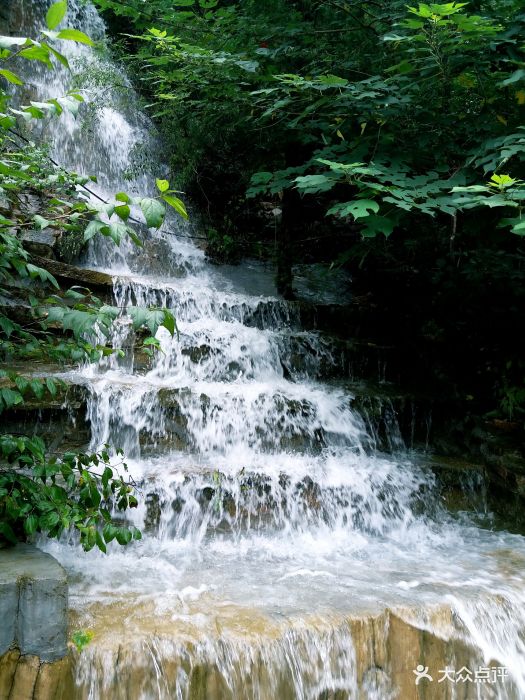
[46,0,67,30]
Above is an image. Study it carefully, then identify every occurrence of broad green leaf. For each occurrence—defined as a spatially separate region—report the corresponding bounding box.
[156,178,169,192]
[46,377,57,397]
[0,388,23,409]
[511,221,525,235]
[48,44,70,68]
[294,174,334,194]
[250,172,273,185]
[140,198,165,228]
[0,69,24,85]
[19,43,52,67]
[499,69,525,87]
[95,531,107,553]
[162,194,188,219]
[0,316,16,338]
[108,221,127,244]
[84,219,105,242]
[56,29,94,46]
[327,199,380,219]
[114,204,130,221]
[103,523,118,543]
[26,264,59,289]
[24,514,38,536]
[34,215,50,230]
[362,215,396,238]
[126,227,144,247]
[162,310,176,336]
[115,527,132,545]
[46,0,67,30]
[59,95,81,117]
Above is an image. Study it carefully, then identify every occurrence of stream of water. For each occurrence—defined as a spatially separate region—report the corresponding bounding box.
[6,1,525,698]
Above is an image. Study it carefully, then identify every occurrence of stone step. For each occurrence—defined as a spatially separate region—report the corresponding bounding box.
[29,256,114,293]
[135,452,437,539]
[0,544,67,662]
[3,372,518,525]
[63,598,501,700]
[85,379,413,455]
[0,371,435,455]
[113,275,365,336]
[128,323,394,385]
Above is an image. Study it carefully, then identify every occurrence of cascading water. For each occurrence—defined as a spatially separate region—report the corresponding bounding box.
[6,1,525,698]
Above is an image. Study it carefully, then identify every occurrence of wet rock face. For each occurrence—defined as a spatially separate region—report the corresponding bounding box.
[0,650,73,700]
[21,229,58,259]
[62,605,494,700]
[0,545,68,662]
[29,256,114,293]
[0,0,21,35]
[0,382,89,453]
[0,546,71,699]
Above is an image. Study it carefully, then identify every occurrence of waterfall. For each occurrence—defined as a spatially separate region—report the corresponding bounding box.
[5,1,525,698]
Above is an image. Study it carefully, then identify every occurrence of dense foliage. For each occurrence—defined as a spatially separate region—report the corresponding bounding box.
[93,0,525,420]
[0,2,185,550]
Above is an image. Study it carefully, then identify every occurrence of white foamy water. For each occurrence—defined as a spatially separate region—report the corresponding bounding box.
[7,1,525,697]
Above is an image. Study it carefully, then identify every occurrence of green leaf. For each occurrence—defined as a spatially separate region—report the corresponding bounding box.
[0,522,17,545]
[114,204,130,221]
[510,219,525,235]
[34,215,50,230]
[162,310,177,337]
[107,221,127,244]
[46,377,57,397]
[24,514,38,536]
[101,466,113,489]
[140,198,165,228]
[46,1,67,30]
[59,95,81,117]
[126,227,143,247]
[26,264,59,289]
[39,511,60,530]
[103,523,118,543]
[0,69,24,85]
[30,379,45,400]
[162,194,188,219]
[19,43,52,67]
[0,388,23,409]
[294,174,334,194]
[83,219,105,242]
[95,530,107,553]
[0,316,16,338]
[327,199,380,219]
[156,179,169,192]
[115,527,132,545]
[499,69,525,87]
[362,215,396,238]
[250,172,273,185]
[56,29,94,46]
[143,337,161,347]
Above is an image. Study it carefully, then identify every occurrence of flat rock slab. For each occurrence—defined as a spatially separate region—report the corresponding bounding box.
[0,545,67,662]
[30,255,113,290]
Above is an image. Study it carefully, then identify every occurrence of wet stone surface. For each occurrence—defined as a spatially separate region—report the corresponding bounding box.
[0,544,68,662]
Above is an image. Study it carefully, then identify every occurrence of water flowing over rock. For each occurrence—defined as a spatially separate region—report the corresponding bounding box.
[3,1,525,698]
